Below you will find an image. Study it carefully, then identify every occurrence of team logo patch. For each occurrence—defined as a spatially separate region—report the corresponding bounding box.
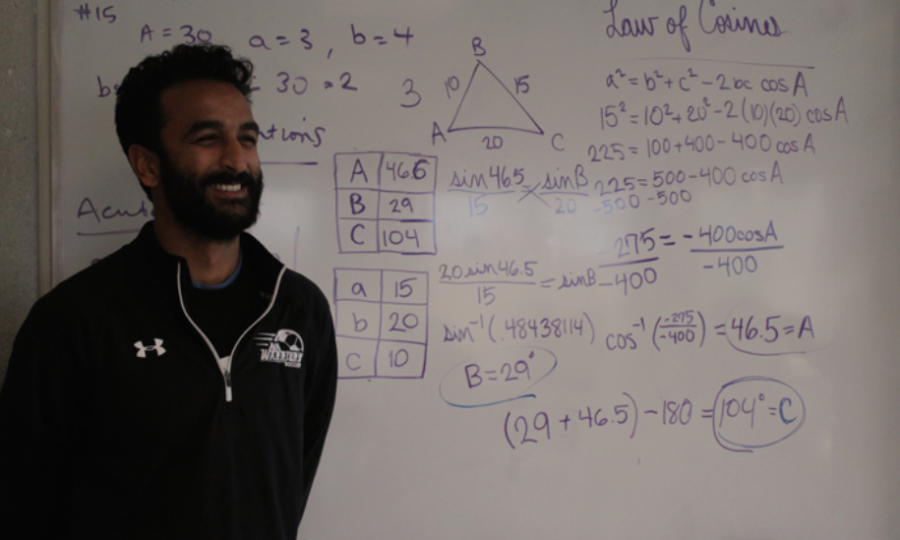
[135,339,166,358]
[255,329,304,368]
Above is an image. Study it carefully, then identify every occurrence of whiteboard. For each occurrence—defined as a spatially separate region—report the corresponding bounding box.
[51,0,900,538]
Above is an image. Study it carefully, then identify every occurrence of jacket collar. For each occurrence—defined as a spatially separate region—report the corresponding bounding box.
[132,221,285,296]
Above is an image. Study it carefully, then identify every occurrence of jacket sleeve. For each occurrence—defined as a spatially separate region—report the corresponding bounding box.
[298,292,338,521]
[0,296,83,539]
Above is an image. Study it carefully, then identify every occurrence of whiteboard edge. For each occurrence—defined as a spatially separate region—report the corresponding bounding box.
[36,0,52,295]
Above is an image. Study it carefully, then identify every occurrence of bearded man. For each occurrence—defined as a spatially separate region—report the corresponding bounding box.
[0,44,337,540]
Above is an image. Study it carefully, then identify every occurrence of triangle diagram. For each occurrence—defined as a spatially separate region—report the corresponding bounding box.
[448,60,544,135]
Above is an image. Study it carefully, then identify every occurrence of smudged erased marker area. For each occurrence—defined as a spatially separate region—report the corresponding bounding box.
[439,346,557,408]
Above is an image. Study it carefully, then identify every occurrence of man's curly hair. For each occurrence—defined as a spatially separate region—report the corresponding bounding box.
[114,44,254,199]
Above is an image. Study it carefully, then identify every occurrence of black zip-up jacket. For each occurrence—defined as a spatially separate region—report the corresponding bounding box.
[0,222,338,540]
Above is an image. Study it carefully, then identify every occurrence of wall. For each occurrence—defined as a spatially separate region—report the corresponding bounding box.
[0,0,38,386]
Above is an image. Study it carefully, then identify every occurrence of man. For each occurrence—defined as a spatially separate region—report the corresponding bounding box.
[0,44,337,539]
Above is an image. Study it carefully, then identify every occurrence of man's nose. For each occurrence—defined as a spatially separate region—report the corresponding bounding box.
[221,136,250,174]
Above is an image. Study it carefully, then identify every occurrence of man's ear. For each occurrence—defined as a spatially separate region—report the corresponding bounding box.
[127,144,161,190]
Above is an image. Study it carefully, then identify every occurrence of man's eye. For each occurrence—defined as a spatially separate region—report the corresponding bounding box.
[194,134,218,144]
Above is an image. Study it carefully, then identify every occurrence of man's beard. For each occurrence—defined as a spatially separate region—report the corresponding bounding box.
[158,154,264,242]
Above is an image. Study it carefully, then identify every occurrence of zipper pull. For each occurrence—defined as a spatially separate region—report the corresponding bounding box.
[225,369,233,402]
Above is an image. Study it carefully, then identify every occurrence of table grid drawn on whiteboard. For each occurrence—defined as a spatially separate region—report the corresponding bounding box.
[51,0,900,538]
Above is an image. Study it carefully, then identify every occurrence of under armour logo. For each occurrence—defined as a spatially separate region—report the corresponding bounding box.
[134,339,166,358]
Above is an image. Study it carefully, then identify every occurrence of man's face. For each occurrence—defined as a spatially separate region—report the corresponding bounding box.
[155,79,263,241]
